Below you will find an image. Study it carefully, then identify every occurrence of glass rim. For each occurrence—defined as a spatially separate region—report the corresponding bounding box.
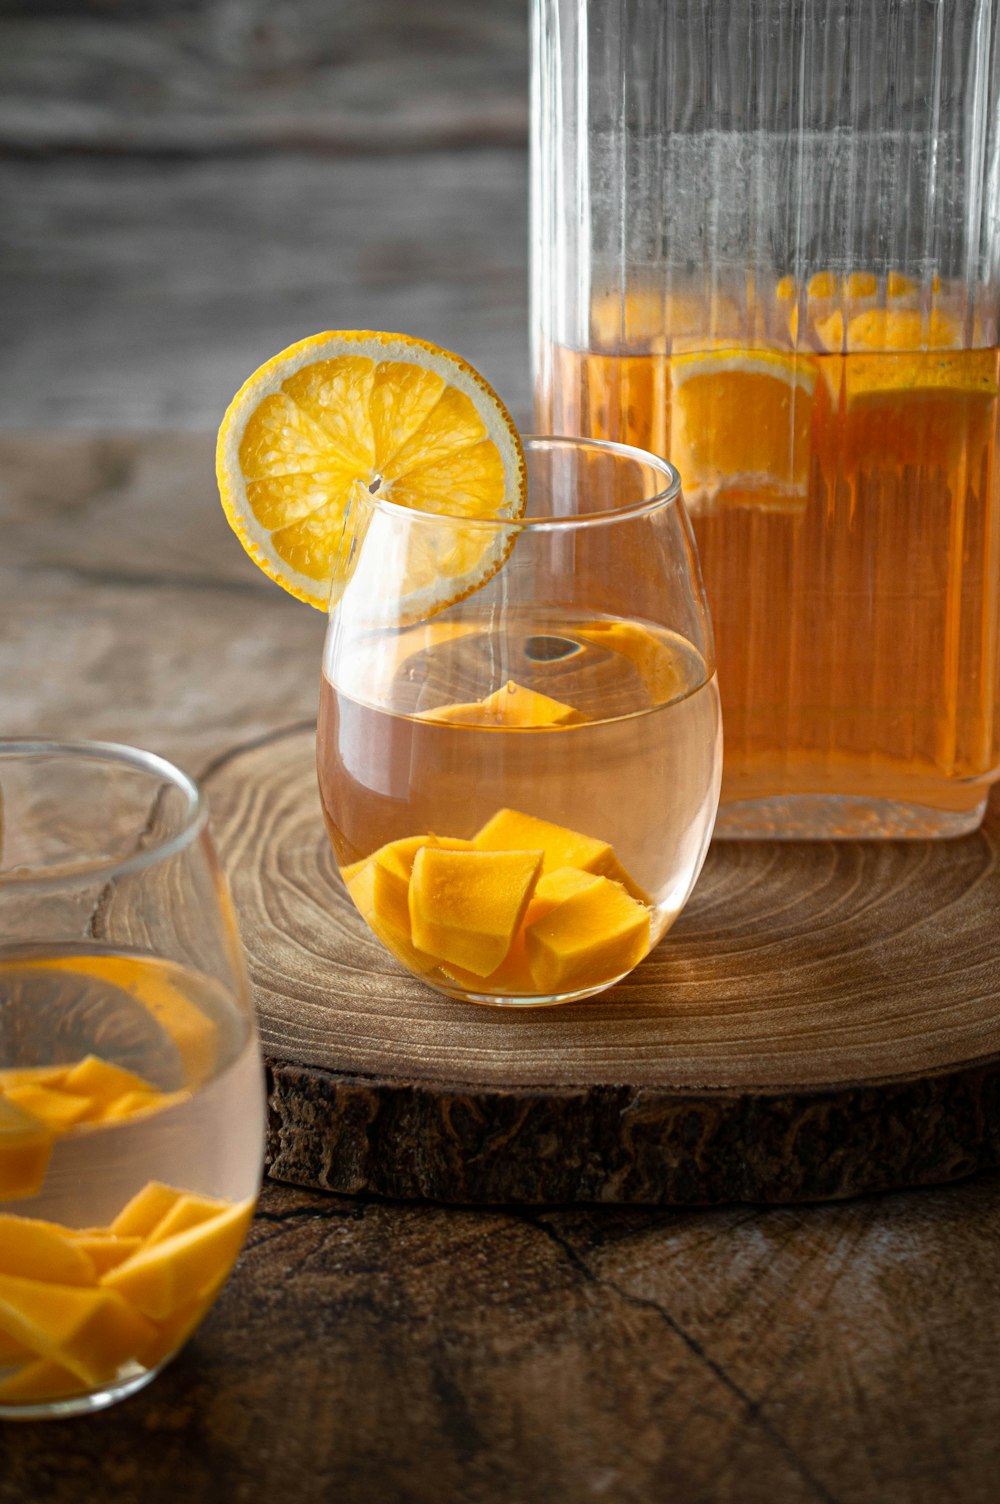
[359,433,683,532]
[0,738,207,890]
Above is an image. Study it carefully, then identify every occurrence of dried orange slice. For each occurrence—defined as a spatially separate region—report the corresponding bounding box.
[216,331,526,613]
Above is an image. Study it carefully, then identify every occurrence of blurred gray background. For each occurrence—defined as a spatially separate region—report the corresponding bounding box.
[0,0,530,430]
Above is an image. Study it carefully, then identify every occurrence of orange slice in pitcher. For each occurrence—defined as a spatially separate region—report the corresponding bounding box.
[670,346,817,510]
[216,331,527,614]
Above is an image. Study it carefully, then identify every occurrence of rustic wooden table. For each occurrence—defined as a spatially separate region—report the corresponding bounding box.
[2,6,1000,1501]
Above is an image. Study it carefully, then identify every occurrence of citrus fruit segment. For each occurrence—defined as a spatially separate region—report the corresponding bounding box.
[217,331,527,614]
[669,346,816,511]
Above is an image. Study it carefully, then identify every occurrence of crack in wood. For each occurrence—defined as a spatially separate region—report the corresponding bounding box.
[525,1213,843,1504]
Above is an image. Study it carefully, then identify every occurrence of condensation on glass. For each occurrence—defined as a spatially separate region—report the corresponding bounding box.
[532,0,1000,837]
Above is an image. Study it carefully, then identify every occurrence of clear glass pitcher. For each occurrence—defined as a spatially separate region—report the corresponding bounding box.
[532,0,1000,838]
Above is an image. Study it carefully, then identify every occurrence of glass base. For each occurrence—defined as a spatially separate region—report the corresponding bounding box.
[430,974,634,1008]
[714,794,988,841]
[0,1361,163,1422]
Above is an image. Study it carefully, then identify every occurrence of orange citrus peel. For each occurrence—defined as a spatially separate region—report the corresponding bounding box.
[216,331,526,614]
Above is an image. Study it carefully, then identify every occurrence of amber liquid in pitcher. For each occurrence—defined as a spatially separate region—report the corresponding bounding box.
[539,282,1000,837]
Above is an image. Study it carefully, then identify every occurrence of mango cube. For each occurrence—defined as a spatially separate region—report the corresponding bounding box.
[0,1358,89,1404]
[111,1181,186,1238]
[0,1098,52,1202]
[60,1056,157,1117]
[479,682,580,726]
[0,1215,97,1286]
[102,1197,255,1320]
[146,1191,229,1246]
[419,681,580,728]
[100,1088,181,1123]
[140,1292,217,1371]
[0,1066,69,1092]
[525,874,650,994]
[67,1233,143,1277]
[3,1083,91,1133]
[439,930,533,994]
[347,834,474,939]
[346,860,439,976]
[0,1274,155,1386]
[472,808,647,899]
[409,846,542,977]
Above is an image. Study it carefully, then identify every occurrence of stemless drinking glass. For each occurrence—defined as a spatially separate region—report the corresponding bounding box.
[318,435,722,1007]
[0,741,265,1420]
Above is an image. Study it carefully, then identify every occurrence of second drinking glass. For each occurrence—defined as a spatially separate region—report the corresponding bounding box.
[318,435,722,1007]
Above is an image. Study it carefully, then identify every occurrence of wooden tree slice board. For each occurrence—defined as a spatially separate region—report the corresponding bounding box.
[207,725,1000,1205]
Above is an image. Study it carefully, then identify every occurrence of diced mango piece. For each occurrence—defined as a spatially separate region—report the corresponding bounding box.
[60,1055,157,1114]
[340,856,368,884]
[111,1181,186,1238]
[371,835,430,935]
[0,1274,156,1386]
[439,929,534,994]
[472,808,647,898]
[100,1088,185,1123]
[140,1290,219,1371]
[0,1098,52,1202]
[409,846,542,977]
[3,1084,91,1132]
[0,1215,98,1286]
[101,1198,255,1320]
[346,860,439,975]
[0,1358,90,1404]
[530,866,606,917]
[146,1191,229,1246]
[441,868,610,993]
[419,681,580,728]
[67,1234,143,1277]
[808,270,839,299]
[525,875,650,994]
[0,1065,69,1092]
[0,1326,34,1365]
[353,833,473,939]
[472,808,608,875]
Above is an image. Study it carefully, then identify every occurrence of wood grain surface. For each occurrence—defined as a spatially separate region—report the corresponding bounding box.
[206,724,1000,1205]
[3,1174,1000,1504]
[4,0,1000,1494]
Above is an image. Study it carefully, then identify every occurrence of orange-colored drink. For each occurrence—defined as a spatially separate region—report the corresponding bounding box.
[317,614,721,1002]
[538,280,1000,836]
